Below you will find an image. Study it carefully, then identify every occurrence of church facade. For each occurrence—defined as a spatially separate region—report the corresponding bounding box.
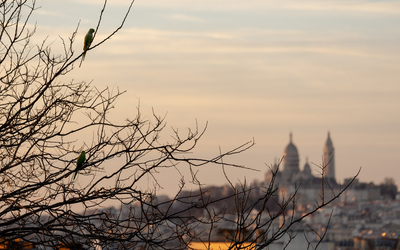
[265,132,339,205]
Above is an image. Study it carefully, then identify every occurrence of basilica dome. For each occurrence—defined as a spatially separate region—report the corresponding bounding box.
[282,133,300,178]
[303,157,312,177]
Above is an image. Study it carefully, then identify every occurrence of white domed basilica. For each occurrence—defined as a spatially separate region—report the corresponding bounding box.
[266,132,338,203]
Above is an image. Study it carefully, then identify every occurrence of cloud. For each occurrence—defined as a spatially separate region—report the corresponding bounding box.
[35,9,63,17]
[167,14,206,23]
[99,28,384,60]
[136,0,400,14]
[65,0,133,6]
[285,0,400,14]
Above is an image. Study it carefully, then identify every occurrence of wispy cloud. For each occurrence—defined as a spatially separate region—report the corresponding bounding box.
[285,0,400,14]
[101,28,385,60]
[167,14,206,23]
[66,0,133,6]
[35,9,64,17]
[137,0,400,14]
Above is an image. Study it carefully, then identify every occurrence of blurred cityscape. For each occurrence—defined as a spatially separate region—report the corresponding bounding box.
[4,133,398,250]
[181,132,400,250]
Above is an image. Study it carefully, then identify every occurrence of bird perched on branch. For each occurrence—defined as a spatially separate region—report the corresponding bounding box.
[74,151,86,179]
[79,28,95,67]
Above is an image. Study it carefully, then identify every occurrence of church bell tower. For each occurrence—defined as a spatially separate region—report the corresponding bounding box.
[323,132,335,182]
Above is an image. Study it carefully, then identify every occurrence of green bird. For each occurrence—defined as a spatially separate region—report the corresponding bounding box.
[74,151,86,179]
[79,28,95,68]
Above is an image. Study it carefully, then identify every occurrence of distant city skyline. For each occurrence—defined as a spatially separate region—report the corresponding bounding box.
[32,0,400,195]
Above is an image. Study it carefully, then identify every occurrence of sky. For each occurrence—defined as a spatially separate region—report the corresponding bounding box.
[31,0,400,196]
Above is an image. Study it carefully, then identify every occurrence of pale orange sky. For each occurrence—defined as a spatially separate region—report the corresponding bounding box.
[35,0,400,195]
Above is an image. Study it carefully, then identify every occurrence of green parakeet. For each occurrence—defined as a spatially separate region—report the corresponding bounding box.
[79,28,95,68]
[74,151,86,179]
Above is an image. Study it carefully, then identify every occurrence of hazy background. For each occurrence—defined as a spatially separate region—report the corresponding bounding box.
[33,0,399,195]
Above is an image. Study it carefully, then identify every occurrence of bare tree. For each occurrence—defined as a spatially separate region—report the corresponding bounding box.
[0,1,359,249]
[0,0,255,248]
